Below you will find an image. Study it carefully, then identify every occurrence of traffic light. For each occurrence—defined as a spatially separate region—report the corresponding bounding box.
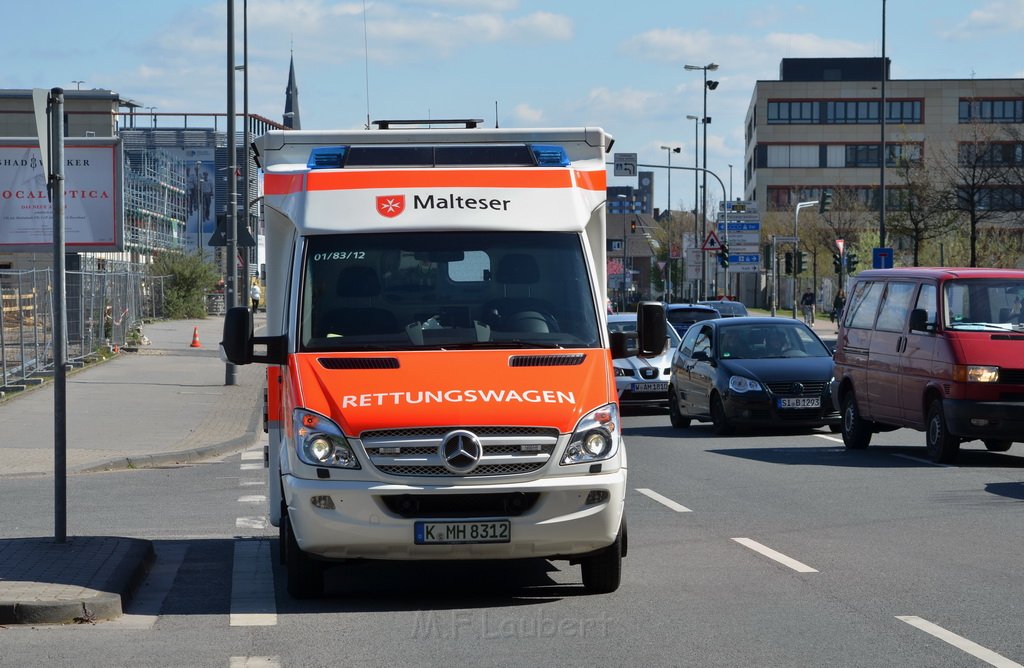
[630,220,636,233]
[832,252,842,273]
[819,188,833,213]
[796,251,807,274]
[764,244,773,270]
[784,251,793,275]
[718,241,730,268]
[846,252,859,273]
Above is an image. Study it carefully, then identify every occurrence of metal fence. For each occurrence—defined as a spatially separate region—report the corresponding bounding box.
[1,269,168,392]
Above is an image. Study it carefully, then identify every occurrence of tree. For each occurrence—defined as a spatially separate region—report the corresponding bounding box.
[885,156,959,266]
[150,251,221,319]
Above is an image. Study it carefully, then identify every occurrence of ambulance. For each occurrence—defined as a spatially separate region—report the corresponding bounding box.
[221,120,665,597]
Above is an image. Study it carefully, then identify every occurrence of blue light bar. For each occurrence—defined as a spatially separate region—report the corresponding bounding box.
[530,144,570,167]
[307,146,348,169]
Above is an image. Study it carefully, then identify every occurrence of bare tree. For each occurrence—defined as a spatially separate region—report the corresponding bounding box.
[885,157,959,266]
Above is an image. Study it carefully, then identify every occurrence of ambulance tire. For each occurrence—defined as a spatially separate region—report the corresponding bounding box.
[285,514,324,599]
[580,520,624,594]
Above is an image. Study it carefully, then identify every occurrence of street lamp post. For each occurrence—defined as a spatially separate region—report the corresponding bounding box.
[71,80,84,90]
[145,106,157,127]
[684,63,719,300]
[195,161,203,259]
[686,114,700,300]
[661,145,680,301]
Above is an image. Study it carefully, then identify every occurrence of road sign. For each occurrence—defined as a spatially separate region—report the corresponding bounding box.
[701,231,722,251]
[836,238,845,256]
[208,213,256,247]
[613,153,637,177]
[872,247,894,269]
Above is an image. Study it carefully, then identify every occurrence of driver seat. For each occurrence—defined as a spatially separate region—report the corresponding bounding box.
[482,254,558,332]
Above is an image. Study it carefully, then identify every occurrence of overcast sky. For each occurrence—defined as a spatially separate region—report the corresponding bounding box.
[6,1,1023,209]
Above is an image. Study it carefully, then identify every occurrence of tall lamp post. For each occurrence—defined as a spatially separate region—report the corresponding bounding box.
[686,114,701,300]
[661,145,680,301]
[684,62,719,300]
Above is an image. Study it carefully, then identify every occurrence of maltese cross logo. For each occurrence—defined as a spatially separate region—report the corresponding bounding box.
[377,195,405,218]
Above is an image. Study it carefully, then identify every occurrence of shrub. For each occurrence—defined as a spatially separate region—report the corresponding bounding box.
[150,251,221,319]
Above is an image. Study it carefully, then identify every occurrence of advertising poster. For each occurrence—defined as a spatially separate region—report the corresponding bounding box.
[0,139,122,251]
[177,147,216,252]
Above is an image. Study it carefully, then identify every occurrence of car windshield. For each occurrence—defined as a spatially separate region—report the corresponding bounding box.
[300,231,601,351]
[717,324,830,359]
[943,279,1024,330]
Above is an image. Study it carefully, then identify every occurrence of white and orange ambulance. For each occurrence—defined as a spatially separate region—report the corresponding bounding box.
[222,120,665,597]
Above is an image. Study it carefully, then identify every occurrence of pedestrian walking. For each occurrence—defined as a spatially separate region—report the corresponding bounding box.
[831,289,846,323]
[250,282,262,314]
[800,289,816,324]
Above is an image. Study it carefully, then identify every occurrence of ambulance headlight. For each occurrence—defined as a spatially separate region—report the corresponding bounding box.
[293,409,361,469]
[562,404,619,465]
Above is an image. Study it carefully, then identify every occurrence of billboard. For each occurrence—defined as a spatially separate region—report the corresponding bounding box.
[0,138,123,251]
[177,147,217,252]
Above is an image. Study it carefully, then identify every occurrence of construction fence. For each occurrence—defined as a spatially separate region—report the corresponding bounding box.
[1,269,169,393]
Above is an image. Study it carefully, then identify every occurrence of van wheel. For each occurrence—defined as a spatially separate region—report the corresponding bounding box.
[841,393,871,449]
[669,387,690,428]
[925,399,960,463]
[983,439,1013,452]
[285,514,324,599]
[580,521,624,594]
[710,395,733,435]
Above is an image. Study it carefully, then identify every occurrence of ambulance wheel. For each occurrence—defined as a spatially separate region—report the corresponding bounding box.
[285,514,324,599]
[580,521,624,594]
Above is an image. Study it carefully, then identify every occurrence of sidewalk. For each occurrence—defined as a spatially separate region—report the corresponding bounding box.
[0,316,265,624]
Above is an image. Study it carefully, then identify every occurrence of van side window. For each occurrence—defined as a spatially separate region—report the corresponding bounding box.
[844,281,885,329]
[875,282,917,332]
[914,284,937,327]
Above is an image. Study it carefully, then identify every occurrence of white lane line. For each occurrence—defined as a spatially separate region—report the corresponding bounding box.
[240,480,264,487]
[815,434,844,444]
[229,658,281,668]
[237,516,269,530]
[732,537,819,573]
[240,463,264,471]
[893,453,955,468]
[635,488,692,512]
[897,616,1023,668]
[241,450,264,461]
[105,543,188,629]
[230,539,278,627]
[238,495,266,504]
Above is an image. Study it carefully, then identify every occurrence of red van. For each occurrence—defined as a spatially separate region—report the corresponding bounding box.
[832,267,1024,462]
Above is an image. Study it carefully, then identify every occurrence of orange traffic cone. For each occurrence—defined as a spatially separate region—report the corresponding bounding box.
[190,326,202,348]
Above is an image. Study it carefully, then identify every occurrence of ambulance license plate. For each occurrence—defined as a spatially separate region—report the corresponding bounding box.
[415,520,511,545]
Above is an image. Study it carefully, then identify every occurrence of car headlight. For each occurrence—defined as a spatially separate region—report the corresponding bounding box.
[561,404,619,465]
[614,366,635,377]
[293,409,361,469]
[953,365,999,383]
[728,375,763,393]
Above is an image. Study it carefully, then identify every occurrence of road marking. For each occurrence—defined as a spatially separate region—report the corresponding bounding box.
[238,495,266,504]
[241,450,264,461]
[635,488,692,512]
[732,537,818,573]
[893,454,955,468]
[815,434,843,444]
[896,616,1023,668]
[230,539,277,627]
[237,516,269,530]
[105,543,187,629]
[240,480,264,486]
[230,659,281,668]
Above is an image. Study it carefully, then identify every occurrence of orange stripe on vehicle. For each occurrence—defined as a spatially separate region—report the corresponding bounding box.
[573,169,607,191]
[266,367,282,421]
[264,173,305,195]
[307,169,574,191]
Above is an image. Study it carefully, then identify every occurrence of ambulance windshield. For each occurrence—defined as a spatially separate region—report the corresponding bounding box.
[300,231,602,351]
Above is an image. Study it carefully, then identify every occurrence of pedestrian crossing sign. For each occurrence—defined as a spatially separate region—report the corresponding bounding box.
[701,231,722,251]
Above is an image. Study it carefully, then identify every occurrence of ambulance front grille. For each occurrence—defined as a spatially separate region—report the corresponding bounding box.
[360,426,560,478]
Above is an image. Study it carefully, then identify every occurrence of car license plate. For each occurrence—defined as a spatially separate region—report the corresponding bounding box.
[414,520,511,545]
[778,397,821,409]
[631,381,668,393]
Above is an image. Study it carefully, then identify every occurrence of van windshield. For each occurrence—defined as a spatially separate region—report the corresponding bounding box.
[299,231,602,351]
[944,280,1024,329]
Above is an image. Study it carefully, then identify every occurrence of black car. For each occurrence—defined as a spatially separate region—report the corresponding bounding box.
[668,317,840,434]
[664,303,720,337]
[698,299,749,318]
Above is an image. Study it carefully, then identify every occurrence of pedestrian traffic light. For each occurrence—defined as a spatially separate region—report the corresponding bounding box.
[796,251,807,274]
[846,252,859,273]
[630,220,636,233]
[819,188,833,214]
[784,251,793,275]
[832,252,842,273]
[764,244,773,269]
